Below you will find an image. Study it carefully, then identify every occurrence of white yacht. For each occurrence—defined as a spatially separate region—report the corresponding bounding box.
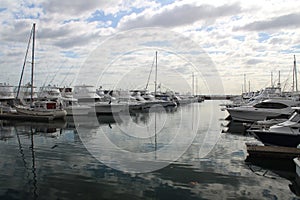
[226,98,300,122]
[60,87,90,116]
[131,90,176,109]
[74,85,125,114]
[73,85,100,103]
[107,89,144,110]
[0,83,16,113]
[38,85,61,101]
[248,107,300,147]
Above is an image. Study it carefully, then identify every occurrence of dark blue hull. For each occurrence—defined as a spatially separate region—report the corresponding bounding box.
[253,131,300,147]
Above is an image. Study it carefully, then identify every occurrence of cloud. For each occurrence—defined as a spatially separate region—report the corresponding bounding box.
[118,2,242,30]
[235,13,300,31]
[245,58,263,65]
[53,33,96,49]
[42,0,119,16]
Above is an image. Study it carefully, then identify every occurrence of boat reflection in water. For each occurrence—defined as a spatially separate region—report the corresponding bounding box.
[245,155,300,197]
[0,101,299,199]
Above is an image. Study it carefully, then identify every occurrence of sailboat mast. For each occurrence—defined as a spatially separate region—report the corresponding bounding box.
[154,51,157,98]
[16,26,33,100]
[192,72,194,96]
[244,74,246,94]
[278,70,281,87]
[294,55,298,92]
[271,71,273,87]
[31,23,35,106]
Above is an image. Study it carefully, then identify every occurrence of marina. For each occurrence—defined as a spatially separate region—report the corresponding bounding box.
[1,1,300,199]
[0,100,300,199]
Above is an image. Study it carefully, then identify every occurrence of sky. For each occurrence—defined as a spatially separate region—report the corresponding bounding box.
[0,0,300,95]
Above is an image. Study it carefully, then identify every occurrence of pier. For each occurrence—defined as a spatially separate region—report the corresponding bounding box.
[246,143,300,159]
[0,113,54,122]
[198,94,237,100]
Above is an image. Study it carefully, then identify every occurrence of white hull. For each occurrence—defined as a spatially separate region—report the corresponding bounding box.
[91,102,125,114]
[227,108,289,122]
[141,100,176,109]
[0,105,17,114]
[65,105,90,116]
[16,106,67,119]
[294,157,300,177]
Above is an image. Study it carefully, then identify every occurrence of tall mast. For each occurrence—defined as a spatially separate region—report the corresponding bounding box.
[154,51,157,98]
[294,55,298,92]
[244,74,246,94]
[248,81,250,93]
[31,23,36,106]
[16,25,33,100]
[271,71,273,87]
[196,76,198,95]
[278,70,281,87]
[192,72,194,96]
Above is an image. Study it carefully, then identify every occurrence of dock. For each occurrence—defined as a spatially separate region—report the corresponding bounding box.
[246,143,300,159]
[0,113,55,122]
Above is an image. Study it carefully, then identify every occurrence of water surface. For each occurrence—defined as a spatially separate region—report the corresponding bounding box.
[0,100,299,199]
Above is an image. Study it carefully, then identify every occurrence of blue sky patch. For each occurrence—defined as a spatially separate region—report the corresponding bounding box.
[0,8,6,12]
[279,49,293,54]
[63,18,80,24]
[61,51,79,58]
[292,44,300,49]
[258,32,270,43]
[87,7,145,28]
[155,0,176,6]
[233,35,245,42]
[231,15,242,21]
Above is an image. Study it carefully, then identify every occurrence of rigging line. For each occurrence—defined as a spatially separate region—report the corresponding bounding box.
[60,65,74,86]
[16,26,33,100]
[145,54,156,91]
[283,62,293,92]
[49,64,64,85]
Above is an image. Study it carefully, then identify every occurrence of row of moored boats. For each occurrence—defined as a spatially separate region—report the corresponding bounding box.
[224,84,300,177]
[0,82,203,120]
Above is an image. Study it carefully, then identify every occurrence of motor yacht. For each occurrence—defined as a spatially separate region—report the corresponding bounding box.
[248,107,300,147]
[226,98,300,122]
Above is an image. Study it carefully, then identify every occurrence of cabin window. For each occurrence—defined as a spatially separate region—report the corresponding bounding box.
[253,102,288,109]
[47,103,57,109]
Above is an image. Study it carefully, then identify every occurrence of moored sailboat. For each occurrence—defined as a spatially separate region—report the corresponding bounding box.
[15,23,66,120]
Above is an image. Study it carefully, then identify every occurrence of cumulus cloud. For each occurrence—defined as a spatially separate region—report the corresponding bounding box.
[245,58,263,65]
[1,0,300,94]
[235,13,300,31]
[118,2,242,30]
[42,0,119,16]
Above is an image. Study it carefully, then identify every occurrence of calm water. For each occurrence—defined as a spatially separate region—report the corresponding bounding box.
[0,100,299,200]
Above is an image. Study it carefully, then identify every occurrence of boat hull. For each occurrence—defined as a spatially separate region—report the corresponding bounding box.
[251,130,300,147]
[227,108,289,122]
[15,106,67,120]
[91,103,126,114]
[65,105,90,116]
[294,157,300,177]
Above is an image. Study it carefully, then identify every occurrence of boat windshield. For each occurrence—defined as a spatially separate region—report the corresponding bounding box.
[253,102,288,109]
[289,112,300,122]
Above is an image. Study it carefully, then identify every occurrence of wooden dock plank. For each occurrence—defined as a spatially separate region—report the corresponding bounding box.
[0,113,54,122]
[246,143,300,159]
